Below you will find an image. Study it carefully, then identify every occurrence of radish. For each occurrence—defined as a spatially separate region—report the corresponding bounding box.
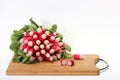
[29,56,36,61]
[23,46,29,53]
[36,40,41,45]
[33,34,38,40]
[51,32,56,36]
[23,32,30,36]
[56,53,61,59]
[37,28,42,34]
[46,56,53,62]
[52,55,57,61]
[33,45,39,51]
[54,37,60,42]
[42,27,46,33]
[45,44,51,51]
[73,54,84,60]
[60,59,67,66]
[39,44,45,49]
[45,52,50,58]
[45,31,50,36]
[43,40,49,45]
[49,49,55,54]
[28,41,35,47]
[38,55,45,61]
[40,49,46,54]
[29,31,36,36]
[20,44,27,50]
[28,48,34,56]
[24,37,32,43]
[48,36,55,42]
[36,51,40,56]
[20,37,28,43]
[39,34,46,41]
[67,60,74,66]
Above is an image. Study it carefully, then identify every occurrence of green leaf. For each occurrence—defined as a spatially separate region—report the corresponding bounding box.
[20,25,29,31]
[12,56,22,62]
[10,41,20,51]
[65,45,71,52]
[56,33,63,41]
[22,56,30,63]
[49,24,57,33]
[62,52,73,58]
[29,18,39,28]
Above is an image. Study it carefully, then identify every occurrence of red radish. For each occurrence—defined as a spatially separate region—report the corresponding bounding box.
[73,54,84,60]
[48,36,55,42]
[32,34,38,40]
[36,40,41,45]
[45,52,50,58]
[54,37,60,42]
[56,53,61,59]
[39,44,45,49]
[51,32,56,36]
[28,41,35,47]
[37,28,42,34]
[49,49,55,54]
[38,55,45,61]
[27,48,34,56]
[36,51,40,56]
[29,56,36,61]
[20,44,28,50]
[67,60,74,66]
[23,32,29,36]
[33,45,39,51]
[42,27,46,33]
[20,37,27,43]
[45,31,50,36]
[29,31,36,36]
[43,40,49,45]
[60,59,67,66]
[45,44,51,51]
[40,49,46,54]
[39,34,46,41]
[24,37,32,43]
[51,46,60,52]
[46,56,53,62]
[23,46,29,53]
[52,55,57,61]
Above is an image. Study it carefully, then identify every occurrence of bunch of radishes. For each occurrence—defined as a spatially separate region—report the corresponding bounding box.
[20,27,66,62]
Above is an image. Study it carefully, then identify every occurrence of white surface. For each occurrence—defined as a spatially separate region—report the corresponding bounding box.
[0,0,120,80]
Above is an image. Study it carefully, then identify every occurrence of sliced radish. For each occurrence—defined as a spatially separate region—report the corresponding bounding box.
[67,60,74,66]
[60,59,67,66]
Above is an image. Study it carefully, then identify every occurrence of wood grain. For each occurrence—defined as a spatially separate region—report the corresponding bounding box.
[6,55,99,75]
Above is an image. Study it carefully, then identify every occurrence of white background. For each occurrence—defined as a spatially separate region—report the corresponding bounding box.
[0,0,120,80]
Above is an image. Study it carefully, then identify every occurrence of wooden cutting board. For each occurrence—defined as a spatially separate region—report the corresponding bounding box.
[6,55,99,75]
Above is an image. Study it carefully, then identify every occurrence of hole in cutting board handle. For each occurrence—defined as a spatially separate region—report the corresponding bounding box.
[96,59,109,73]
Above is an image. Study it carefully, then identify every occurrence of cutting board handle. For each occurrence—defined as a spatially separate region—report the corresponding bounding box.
[97,59,109,73]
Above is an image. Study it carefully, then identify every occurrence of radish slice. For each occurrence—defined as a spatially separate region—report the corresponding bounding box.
[67,60,74,66]
[60,59,67,66]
